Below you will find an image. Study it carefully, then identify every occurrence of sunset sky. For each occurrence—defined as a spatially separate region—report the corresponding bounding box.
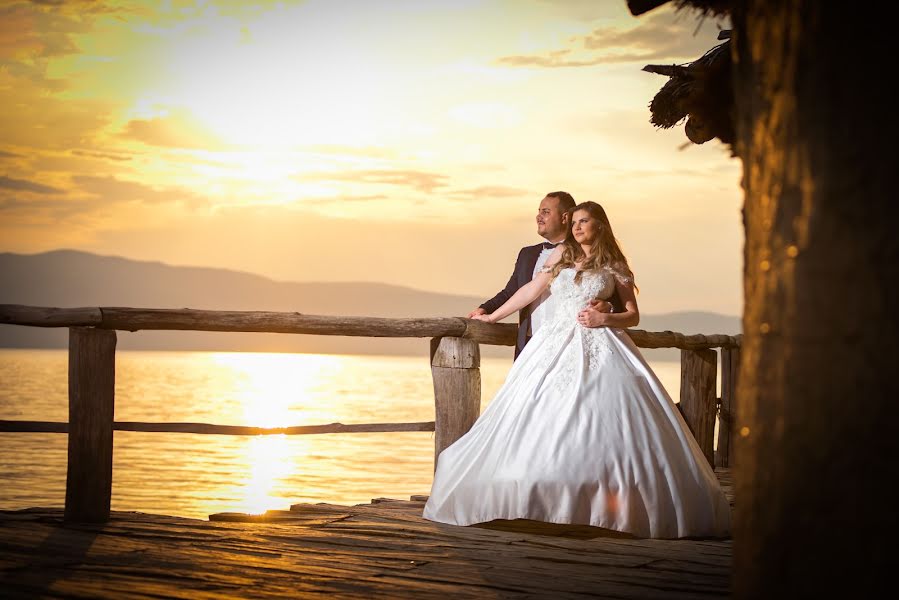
[1,0,742,316]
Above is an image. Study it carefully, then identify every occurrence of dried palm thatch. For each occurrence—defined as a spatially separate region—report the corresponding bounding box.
[643,36,734,145]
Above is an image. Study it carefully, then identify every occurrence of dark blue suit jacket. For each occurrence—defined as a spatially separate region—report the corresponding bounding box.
[481,244,623,359]
[479,244,544,359]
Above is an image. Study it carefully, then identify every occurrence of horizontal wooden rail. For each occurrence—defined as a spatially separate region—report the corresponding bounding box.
[626,329,742,350]
[0,304,742,349]
[0,419,435,435]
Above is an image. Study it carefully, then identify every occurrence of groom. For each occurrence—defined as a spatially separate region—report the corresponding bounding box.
[468,191,614,359]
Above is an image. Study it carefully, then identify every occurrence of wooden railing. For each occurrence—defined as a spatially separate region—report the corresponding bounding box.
[0,304,741,523]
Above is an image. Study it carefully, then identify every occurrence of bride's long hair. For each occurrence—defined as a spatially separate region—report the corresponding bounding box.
[552,201,635,286]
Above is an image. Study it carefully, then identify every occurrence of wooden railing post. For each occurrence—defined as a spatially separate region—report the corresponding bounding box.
[715,346,740,468]
[430,336,480,471]
[679,348,717,466]
[65,327,117,523]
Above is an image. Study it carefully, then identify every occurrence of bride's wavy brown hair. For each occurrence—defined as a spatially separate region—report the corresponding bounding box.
[552,201,636,287]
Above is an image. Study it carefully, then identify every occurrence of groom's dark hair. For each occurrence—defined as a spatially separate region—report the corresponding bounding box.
[545,191,576,213]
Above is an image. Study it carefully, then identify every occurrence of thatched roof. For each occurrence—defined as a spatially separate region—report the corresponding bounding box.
[642,34,734,146]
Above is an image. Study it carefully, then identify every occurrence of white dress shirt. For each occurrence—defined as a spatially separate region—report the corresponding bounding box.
[528,242,560,335]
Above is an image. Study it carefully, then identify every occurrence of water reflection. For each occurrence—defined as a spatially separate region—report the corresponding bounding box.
[0,350,685,519]
[210,352,343,428]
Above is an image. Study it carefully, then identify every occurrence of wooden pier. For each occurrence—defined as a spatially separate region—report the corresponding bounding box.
[1,304,740,597]
[1,469,732,599]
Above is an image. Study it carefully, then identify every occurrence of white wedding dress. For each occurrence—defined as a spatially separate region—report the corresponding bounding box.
[423,266,731,539]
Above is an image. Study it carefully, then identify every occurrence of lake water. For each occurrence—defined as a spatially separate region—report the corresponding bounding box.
[0,349,684,519]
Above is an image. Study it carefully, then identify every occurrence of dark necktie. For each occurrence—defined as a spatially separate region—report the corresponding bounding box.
[541,242,559,250]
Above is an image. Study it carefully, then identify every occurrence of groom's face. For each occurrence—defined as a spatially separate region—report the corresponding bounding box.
[536,196,568,241]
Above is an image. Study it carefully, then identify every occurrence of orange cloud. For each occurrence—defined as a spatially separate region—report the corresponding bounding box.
[496,10,728,68]
[121,109,226,150]
[448,186,528,201]
[0,174,64,194]
[298,169,449,193]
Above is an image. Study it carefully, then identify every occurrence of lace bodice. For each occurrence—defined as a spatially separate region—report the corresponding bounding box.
[525,264,637,393]
[546,266,630,323]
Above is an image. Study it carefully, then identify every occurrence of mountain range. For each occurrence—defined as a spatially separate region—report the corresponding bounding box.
[0,250,741,360]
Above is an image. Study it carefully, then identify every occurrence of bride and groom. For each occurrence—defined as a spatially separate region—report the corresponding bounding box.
[422,192,731,539]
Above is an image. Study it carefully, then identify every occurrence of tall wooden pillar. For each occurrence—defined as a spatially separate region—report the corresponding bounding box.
[430,336,480,471]
[65,327,117,523]
[679,348,717,466]
[715,346,740,468]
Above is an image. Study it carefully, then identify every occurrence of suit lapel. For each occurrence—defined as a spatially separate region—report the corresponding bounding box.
[519,244,543,286]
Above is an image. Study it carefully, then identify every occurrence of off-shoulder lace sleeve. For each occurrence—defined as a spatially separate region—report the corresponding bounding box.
[537,265,553,274]
[606,262,635,286]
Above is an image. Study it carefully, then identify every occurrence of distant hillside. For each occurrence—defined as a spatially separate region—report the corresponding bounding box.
[0,250,741,359]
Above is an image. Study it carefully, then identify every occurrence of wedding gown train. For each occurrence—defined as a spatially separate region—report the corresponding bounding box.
[422,266,731,539]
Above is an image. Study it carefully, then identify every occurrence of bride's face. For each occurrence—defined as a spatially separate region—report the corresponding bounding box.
[571,209,599,245]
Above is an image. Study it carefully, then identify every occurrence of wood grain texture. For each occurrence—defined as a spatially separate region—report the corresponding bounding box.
[0,469,733,599]
[0,304,101,327]
[679,349,717,466]
[65,327,116,524]
[0,305,740,349]
[716,347,740,468]
[431,337,481,470]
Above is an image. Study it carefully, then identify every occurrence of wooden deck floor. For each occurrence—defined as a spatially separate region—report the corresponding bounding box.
[0,469,733,599]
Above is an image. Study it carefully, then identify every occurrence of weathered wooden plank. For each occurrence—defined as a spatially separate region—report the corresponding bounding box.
[1,304,741,349]
[0,304,102,327]
[429,336,479,368]
[65,327,117,523]
[430,337,481,470]
[100,307,469,338]
[0,420,69,433]
[0,420,435,435]
[461,319,517,346]
[716,346,740,468]
[627,328,741,350]
[0,496,732,599]
[679,348,718,466]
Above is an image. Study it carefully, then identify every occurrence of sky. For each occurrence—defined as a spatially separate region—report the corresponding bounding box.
[0,0,742,316]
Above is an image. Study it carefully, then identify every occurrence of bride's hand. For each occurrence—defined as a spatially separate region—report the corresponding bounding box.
[470,313,495,323]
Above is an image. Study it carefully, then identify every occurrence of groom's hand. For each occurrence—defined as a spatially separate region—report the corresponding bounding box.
[467,307,487,319]
[578,306,611,328]
[589,299,613,314]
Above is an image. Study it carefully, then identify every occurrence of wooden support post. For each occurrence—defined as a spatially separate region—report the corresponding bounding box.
[65,327,117,523]
[430,336,480,471]
[679,348,717,466]
[716,347,740,468]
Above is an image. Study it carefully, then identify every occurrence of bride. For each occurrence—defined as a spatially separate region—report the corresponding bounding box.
[422,201,731,539]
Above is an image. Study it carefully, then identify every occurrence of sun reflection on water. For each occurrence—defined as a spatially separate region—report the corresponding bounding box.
[206,352,345,514]
[210,352,343,428]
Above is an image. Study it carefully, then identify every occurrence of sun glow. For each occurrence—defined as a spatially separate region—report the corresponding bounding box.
[209,352,343,428]
[206,351,345,515]
[153,4,401,151]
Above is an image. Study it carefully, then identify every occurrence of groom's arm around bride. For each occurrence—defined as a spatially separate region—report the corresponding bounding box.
[466,191,613,359]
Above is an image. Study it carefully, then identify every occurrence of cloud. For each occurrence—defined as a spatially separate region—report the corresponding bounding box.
[0,174,64,194]
[448,185,528,201]
[0,150,21,159]
[298,169,450,193]
[120,109,226,150]
[71,149,133,162]
[498,50,608,68]
[304,194,389,205]
[496,8,728,68]
[73,175,208,208]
